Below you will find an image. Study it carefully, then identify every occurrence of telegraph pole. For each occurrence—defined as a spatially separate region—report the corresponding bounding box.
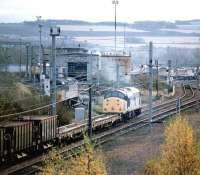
[30,46,35,84]
[19,39,22,75]
[97,56,100,88]
[88,84,92,138]
[196,66,199,110]
[41,45,47,76]
[155,60,159,96]
[116,63,119,88]
[196,66,199,91]
[176,97,181,115]
[123,23,126,51]
[36,16,43,90]
[25,44,29,78]
[167,60,172,87]
[148,42,153,126]
[50,27,60,115]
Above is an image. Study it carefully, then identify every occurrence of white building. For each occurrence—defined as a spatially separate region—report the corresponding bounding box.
[100,52,132,84]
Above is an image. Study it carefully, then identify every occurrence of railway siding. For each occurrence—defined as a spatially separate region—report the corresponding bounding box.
[0,84,199,175]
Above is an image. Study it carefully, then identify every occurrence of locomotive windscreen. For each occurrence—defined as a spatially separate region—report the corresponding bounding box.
[104,91,128,100]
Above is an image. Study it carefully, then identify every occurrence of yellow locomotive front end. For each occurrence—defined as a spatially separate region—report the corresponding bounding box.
[103,97,127,114]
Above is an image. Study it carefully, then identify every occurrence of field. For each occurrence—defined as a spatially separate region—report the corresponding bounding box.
[102,111,200,175]
[74,35,200,49]
[59,25,146,32]
[58,24,200,49]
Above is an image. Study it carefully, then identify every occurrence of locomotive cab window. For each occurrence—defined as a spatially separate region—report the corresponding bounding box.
[105,91,127,100]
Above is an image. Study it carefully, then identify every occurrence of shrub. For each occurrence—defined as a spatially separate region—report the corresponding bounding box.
[42,136,107,175]
[144,117,200,175]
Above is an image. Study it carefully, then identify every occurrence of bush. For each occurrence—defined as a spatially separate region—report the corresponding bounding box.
[144,117,200,175]
[57,104,74,125]
[42,136,107,175]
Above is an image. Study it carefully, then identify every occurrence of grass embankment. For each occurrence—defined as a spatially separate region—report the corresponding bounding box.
[0,73,43,118]
[0,72,74,124]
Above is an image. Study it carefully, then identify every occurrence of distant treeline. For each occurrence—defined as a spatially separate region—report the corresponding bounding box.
[22,19,200,29]
[0,23,200,38]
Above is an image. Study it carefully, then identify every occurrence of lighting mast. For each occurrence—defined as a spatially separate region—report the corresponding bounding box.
[112,0,119,54]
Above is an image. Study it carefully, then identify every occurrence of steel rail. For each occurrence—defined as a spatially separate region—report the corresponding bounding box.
[1,85,197,175]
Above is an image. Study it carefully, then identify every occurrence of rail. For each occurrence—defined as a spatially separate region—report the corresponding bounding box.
[1,84,198,175]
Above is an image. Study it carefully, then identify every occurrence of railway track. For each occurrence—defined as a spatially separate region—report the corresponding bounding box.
[1,84,198,175]
[141,85,190,116]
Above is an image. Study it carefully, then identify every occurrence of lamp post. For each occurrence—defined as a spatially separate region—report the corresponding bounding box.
[50,27,61,115]
[25,44,29,78]
[112,0,119,54]
[112,0,119,87]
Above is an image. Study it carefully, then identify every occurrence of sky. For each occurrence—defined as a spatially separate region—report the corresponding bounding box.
[1,0,200,23]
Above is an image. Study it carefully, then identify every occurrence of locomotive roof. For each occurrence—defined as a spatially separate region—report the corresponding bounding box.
[117,87,139,97]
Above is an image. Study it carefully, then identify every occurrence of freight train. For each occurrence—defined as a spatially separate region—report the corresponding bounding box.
[0,87,142,164]
[0,115,57,163]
